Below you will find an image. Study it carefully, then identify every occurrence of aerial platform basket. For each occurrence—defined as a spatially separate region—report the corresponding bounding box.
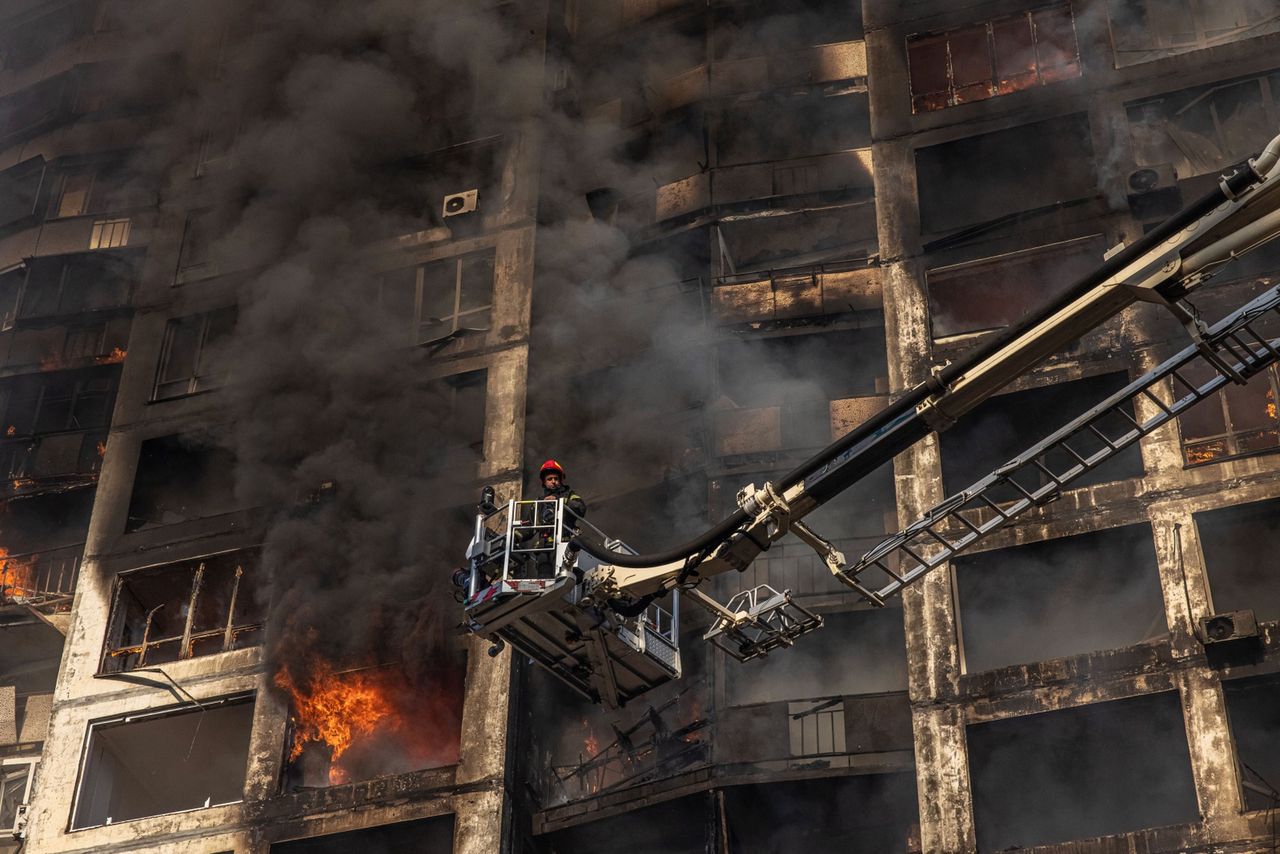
[461,497,682,708]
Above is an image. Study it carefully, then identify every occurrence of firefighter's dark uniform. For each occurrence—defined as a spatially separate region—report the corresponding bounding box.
[527,482,585,578]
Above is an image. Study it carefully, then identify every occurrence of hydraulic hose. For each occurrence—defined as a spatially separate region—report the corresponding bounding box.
[573,160,1271,569]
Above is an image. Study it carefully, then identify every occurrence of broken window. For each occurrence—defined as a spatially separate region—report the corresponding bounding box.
[954,524,1167,672]
[0,367,118,439]
[0,757,37,844]
[723,774,919,852]
[18,253,137,320]
[1108,0,1280,67]
[967,692,1199,848]
[269,815,455,853]
[907,5,1081,113]
[940,372,1143,496]
[1177,362,1280,466]
[916,113,1096,235]
[717,90,869,166]
[1222,671,1280,811]
[928,235,1106,338]
[70,694,254,829]
[380,251,495,347]
[1128,72,1280,179]
[153,307,237,400]
[725,608,907,705]
[125,434,239,532]
[716,203,877,273]
[100,551,263,672]
[1195,498,1280,623]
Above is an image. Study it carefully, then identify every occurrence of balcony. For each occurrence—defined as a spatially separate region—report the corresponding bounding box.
[710,260,880,326]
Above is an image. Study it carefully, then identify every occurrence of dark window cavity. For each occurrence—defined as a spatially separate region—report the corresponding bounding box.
[939,372,1143,497]
[916,113,1096,234]
[101,551,263,673]
[269,815,455,853]
[1178,362,1280,466]
[1222,671,1280,812]
[125,434,239,532]
[954,524,1166,672]
[967,692,1199,849]
[71,695,254,829]
[1108,0,1280,67]
[1195,498,1280,622]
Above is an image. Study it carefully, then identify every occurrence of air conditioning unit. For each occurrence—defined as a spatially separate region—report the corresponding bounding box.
[442,189,479,218]
[1126,164,1181,221]
[1199,609,1258,645]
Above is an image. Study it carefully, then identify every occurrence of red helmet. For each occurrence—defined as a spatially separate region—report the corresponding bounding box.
[539,459,565,480]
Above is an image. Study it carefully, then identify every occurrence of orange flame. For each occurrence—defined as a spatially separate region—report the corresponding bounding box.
[582,717,599,757]
[274,656,462,787]
[96,347,127,365]
[0,547,36,602]
[96,440,107,458]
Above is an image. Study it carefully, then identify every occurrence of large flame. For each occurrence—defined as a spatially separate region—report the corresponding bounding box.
[0,547,36,602]
[274,655,462,786]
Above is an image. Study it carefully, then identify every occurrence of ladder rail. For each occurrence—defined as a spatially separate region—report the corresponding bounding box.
[843,284,1280,605]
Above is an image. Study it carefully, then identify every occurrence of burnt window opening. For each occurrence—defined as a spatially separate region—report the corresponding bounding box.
[48,162,152,220]
[1195,499,1280,623]
[907,5,1081,114]
[0,367,119,439]
[178,210,215,272]
[724,607,907,705]
[954,524,1166,673]
[712,0,865,60]
[717,90,870,167]
[380,251,495,348]
[927,235,1106,339]
[968,692,1198,848]
[125,434,240,532]
[1108,0,1280,67]
[1222,671,1280,812]
[623,106,707,189]
[17,252,138,322]
[0,157,47,230]
[1177,362,1280,466]
[0,75,74,142]
[152,307,236,400]
[915,113,1096,236]
[100,551,263,673]
[723,774,919,853]
[717,327,886,408]
[269,815,455,853]
[939,372,1143,498]
[545,794,712,854]
[70,694,254,830]
[422,370,487,474]
[1128,72,1280,179]
[716,203,877,275]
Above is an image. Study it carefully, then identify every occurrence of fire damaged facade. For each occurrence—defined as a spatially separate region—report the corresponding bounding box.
[0,1,1279,853]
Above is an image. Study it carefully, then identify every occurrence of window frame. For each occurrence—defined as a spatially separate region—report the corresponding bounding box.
[99,551,263,674]
[1179,362,1280,466]
[152,307,236,401]
[415,250,496,345]
[907,4,1082,113]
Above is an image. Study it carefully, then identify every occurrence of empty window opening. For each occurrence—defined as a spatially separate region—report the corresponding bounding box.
[544,794,711,854]
[717,328,886,411]
[717,90,870,166]
[1195,498,1280,622]
[713,0,865,60]
[1128,72,1280,180]
[715,203,876,274]
[1108,0,1280,67]
[955,524,1166,673]
[153,307,236,400]
[725,608,907,705]
[71,695,254,830]
[723,774,919,852]
[908,5,1081,113]
[0,367,119,441]
[269,815,455,853]
[1222,671,1280,812]
[100,551,262,673]
[17,252,137,322]
[940,372,1143,498]
[0,158,46,229]
[928,235,1106,339]
[1177,361,1280,466]
[125,434,239,532]
[916,114,1096,235]
[418,371,486,475]
[968,692,1199,849]
[0,491,91,610]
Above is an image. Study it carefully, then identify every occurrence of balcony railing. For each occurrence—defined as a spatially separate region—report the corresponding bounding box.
[0,543,82,608]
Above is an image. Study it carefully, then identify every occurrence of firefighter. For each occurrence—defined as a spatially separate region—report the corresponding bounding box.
[538,459,586,521]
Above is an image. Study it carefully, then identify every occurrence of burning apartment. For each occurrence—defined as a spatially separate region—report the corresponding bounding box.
[1,0,1280,852]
